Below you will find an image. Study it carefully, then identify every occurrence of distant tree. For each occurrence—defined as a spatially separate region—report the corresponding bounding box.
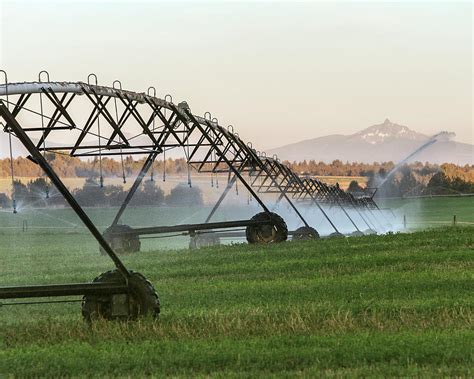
[131,180,165,206]
[12,180,30,203]
[347,180,364,194]
[380,181,401,198]
[166,183,203,206]
[27,178,50,200]
[73,177,106,207]
[425,172,454,195]
[103,185,126,207]
[0,192,10,208]
[425,172,474,195]
[399,169,424,196]
[369,171,401,198]
[378,167,388,179]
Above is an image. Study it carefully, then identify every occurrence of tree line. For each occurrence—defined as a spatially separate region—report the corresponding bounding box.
[346,163,474,198]
[0,155,472,206]
[285,159,474,181]
[0,177,203,209]
[1,154,473,181]
[0,154,193,178]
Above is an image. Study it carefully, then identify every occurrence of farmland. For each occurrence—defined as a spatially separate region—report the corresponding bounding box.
[379,196,474,227]
[0,198,473,377]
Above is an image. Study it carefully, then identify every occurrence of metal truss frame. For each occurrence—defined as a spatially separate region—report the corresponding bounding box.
[0,77,390,305]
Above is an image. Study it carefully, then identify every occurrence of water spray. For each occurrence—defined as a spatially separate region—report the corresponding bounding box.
[0,74,394,320]
[379,131,455,189]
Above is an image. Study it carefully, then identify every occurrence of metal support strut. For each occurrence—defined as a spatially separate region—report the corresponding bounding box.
[0,102,131,279]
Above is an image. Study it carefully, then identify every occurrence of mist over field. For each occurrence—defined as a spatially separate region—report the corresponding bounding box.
[1,0,473,377]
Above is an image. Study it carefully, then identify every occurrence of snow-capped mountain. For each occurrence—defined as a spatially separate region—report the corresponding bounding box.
[352,119,425,145]
[268,119,473,165]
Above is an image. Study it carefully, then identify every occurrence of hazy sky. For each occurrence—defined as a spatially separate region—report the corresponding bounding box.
[0,0,472,151]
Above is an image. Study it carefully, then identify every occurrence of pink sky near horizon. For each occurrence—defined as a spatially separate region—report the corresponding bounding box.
[0,0,472,158]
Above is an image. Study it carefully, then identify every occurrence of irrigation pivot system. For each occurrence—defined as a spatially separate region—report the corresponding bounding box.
[0,71,391,320]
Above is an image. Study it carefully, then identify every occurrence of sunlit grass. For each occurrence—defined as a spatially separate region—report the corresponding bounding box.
[0,226,473,376]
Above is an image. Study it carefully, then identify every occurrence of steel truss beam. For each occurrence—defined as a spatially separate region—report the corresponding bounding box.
[0,80,387,238]
[0,78,393,309]
[0,102,132,301]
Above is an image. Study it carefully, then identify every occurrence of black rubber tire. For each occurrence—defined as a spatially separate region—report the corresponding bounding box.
[328,232,345,238]
[82,270,160,322]
[189,232,220,249]
[100,224,141,255]
[351,230,365,237]
[246,212,288,244]
[293,226,319,241]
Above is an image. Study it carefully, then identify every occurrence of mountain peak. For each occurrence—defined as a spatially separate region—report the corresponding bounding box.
[267,119,472,165]
[352,119,426,145]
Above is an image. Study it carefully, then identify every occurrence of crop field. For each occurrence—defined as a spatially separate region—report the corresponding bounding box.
[0,198,473,377]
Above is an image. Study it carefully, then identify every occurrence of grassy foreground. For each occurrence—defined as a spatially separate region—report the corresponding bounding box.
[1,227,473,377]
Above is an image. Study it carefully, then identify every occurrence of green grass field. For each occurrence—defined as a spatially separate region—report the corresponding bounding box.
[379,196,474,227]
[0,198,473,377]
